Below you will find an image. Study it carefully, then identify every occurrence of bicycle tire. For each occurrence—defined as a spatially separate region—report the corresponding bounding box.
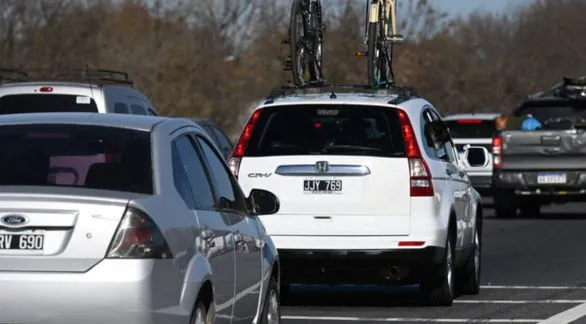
[308,0,324,82]
[367,21,380,86]
[290,0,307,86]
[367,21,394,87]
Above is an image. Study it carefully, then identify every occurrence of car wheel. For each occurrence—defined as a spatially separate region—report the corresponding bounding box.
[493,191,517,218]
[421,231,455,306]
[191,299,214,324]
[261,276,281,324]
[460,229,481,295]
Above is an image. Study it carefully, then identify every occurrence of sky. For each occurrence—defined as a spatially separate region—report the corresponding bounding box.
[431,0,533,17]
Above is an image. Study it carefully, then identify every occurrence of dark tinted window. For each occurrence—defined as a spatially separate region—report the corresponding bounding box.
[0,94,98,114]
[515,100,586,128]
[130,104,146,115]
[172,144,197,209]
[197,136,247,213]
[173,135,215,209]
[245,105,406,157]
[114,102,129,114]
[445,119,496,138]
[0,124,152,194]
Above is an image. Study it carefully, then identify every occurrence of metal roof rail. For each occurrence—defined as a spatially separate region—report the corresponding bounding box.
[265,83,419,104]
[0,67,134,86]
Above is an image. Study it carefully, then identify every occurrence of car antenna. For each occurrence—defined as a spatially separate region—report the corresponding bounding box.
[84,57,95,100]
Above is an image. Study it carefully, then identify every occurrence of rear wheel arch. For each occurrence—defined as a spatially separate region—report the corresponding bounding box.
[448,208,457,246]
[191,280,214,322]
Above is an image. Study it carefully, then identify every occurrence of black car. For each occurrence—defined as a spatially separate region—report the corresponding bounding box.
[193,119,234,160]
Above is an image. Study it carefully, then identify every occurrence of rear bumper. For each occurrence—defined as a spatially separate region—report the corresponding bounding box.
[469,175,492,189]
[0,259,187,324]
[278,247,445,285]
[493,170,586,199]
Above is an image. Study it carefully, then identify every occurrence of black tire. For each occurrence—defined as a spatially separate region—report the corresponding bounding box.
[190,298,214,324]
[367,22,379,86]
[289,0,307,86]
[460,228,481,295]
[308,0,324,82]
[420,231,455,306]
[260,276,282,324]
[493,191,517,219]
[519,202,540,217]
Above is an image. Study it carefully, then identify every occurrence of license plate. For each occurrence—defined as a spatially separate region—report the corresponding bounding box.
[0,233,44,251]
[303,179,343,194]
[537,173,566,184]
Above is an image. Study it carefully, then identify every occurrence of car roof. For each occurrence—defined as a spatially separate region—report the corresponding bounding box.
[0,112,190,131]
[256,92,430,114]
[442,113,501,121]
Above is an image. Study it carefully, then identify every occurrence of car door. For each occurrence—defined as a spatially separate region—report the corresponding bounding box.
[428,110,470,250]
[172,133,236,323]
[194,133,263,323]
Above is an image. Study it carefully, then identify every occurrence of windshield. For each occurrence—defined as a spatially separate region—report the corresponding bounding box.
[245,105,406,157]
[0,124,152,194]
[444,119,497,138]
[0,94,99,114]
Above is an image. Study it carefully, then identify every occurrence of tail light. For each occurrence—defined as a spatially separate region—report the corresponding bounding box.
[397,110,434,197]
[492,135,503,169]
[229,109,263,178]
[106,206,172,259]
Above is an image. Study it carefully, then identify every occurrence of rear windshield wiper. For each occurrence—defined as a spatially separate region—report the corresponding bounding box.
[321,144,382,153]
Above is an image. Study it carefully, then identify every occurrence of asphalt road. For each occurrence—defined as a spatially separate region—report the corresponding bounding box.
[280,198,586,323]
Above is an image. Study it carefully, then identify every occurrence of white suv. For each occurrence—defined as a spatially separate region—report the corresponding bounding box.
[230,85,487,306]
[0,68,157,116]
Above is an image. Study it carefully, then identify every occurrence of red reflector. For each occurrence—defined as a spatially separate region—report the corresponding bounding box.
[314,122,322,128]
[39,87,53,93]
[457,119,482,124]
[398,241,425,247]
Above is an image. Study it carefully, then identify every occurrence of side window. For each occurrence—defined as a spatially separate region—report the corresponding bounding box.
[172,143,196,209]
[431,110,458,164]
[195,135,248,214]
[422,109,452,162]
[173,135,216,210]
[114,103,129,114]
[130,104,147,115]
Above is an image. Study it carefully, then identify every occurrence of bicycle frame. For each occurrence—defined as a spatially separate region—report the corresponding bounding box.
[364,0,397,43]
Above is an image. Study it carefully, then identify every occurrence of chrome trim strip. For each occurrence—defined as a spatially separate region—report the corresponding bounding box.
[275,164,371,176]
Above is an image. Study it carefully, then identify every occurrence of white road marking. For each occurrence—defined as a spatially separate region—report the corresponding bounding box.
[537,302,586,323]
[456,300,586,304]
[481,285,586,290]
[281,316,540,322]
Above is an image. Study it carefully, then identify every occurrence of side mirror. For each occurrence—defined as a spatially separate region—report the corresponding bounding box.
[464,146,490,168]
[247,189,280,215]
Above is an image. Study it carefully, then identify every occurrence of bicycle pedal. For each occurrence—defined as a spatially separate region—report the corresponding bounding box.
[390,34,405,43]
[355,50,367,57]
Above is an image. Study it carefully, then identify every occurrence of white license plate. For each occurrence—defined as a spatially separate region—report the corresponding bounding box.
[537,173,566,184]
[303,179,343,194]
[0,231,45,251]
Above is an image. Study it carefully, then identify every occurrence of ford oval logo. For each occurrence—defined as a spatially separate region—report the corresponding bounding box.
[0,214,29,227]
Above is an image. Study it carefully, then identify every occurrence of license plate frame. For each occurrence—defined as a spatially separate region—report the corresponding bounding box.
[0,230,45,252]
[537,173,567,185]
[303,179,343,194]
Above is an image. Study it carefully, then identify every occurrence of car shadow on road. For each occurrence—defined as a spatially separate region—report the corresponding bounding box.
[521,212,586,220]
[281,284,440,307]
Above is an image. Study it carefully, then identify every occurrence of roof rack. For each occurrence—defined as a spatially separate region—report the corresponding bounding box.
[265,83,419,103]
[527,76,586,100]
[0,67,134,86]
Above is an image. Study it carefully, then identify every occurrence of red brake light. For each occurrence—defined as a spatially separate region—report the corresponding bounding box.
[397,109,434,197]
[106,207,172,259]
[457,119,482,124]
[233,110,262,158]
[492,135,503,168]
[39,87,53,93]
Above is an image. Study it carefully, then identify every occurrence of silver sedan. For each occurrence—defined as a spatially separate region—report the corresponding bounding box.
[0,112,281,324]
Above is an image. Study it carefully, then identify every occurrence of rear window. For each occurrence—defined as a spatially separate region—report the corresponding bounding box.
[245,105,406,157]
[0,94,99,114]
[444,119,496,138]
[0,124,152,194]
[515,100,586,128]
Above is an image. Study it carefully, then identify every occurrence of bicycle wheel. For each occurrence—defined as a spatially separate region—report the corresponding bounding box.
[290,0,309,86]
[367,9,393,87]
[308,0,324,83]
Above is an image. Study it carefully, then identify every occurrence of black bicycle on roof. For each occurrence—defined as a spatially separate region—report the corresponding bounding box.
[285,0,325,86]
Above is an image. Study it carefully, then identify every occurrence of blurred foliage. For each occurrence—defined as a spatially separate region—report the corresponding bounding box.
[0,0,585,138]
